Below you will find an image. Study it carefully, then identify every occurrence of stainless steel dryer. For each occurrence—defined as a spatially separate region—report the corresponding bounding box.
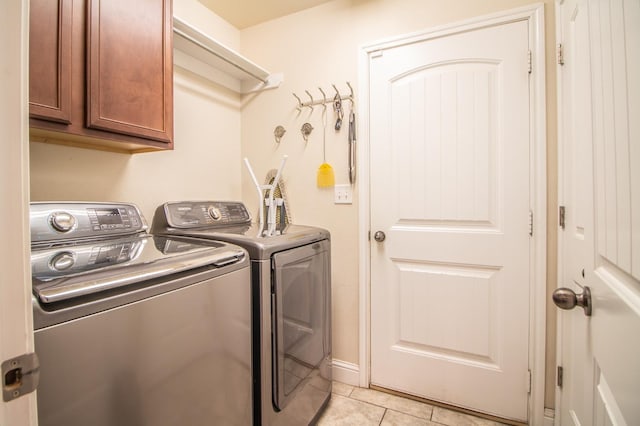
[152,201,332,426]
[31,202,252,426]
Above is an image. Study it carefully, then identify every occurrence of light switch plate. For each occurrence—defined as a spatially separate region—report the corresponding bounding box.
[334,184,353,204]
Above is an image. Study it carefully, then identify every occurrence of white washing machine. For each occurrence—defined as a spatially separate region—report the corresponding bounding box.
[153,201,332,426]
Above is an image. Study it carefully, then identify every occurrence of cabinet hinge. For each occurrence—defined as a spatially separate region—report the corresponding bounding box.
[557,44,565,66]
[2,352,39,402]
[559,206,566,229]
[557,366,564,388]
[527,370,532,394]
[527,50,532,74]
[529,210,534,236]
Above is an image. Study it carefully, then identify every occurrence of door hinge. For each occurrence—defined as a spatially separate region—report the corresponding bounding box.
[557,366,564,388]
[527,370,532,394]
[557,43,565,65]
[527,50,532,74]
[368,230,371,241]
[2,352,39,402]
[559,205,566,229]
[529,210,534,236]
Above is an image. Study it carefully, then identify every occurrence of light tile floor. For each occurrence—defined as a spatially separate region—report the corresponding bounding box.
[317,382,510,426]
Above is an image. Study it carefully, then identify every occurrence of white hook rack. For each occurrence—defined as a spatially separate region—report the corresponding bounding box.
[293,82,354,110]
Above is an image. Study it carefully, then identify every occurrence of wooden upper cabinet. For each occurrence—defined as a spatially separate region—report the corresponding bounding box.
[29,0,173,152]
[86,0,173,143]
[29,0,73,123]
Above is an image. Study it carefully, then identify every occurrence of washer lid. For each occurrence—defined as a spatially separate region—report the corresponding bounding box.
[32,234,245,304]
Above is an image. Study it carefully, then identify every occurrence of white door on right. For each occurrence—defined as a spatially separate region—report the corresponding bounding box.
[556,0,640,425]
[369,18,531,422]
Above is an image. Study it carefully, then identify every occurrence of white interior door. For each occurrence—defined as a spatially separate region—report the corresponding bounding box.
[556,0,640,425]
[369,19,532,421]
[0,0,38,425]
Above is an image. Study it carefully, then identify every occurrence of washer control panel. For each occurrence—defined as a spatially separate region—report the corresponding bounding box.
[31,202,147,244]
[163,201,251,228]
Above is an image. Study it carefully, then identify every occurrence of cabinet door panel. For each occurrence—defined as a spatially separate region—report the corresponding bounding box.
[86,0,173,144]
[29,0,73,124]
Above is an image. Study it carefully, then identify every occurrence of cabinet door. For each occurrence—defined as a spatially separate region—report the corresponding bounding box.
[86,0,173,144]
[29,0,73,124]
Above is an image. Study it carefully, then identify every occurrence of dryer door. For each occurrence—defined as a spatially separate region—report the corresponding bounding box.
[271,239,331,410]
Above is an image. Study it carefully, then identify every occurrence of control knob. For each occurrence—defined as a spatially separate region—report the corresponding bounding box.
[49,252,75,271]
[50,212,76,233]
[208,206,222,221]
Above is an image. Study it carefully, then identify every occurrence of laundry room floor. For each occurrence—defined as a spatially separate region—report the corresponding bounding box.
[317,381,511,426]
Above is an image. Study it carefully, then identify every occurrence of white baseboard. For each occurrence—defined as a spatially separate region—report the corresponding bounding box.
[544,408,555,426]
[332,359,360,386]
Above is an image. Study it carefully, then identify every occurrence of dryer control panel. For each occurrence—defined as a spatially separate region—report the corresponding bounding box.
[162,201,251,229]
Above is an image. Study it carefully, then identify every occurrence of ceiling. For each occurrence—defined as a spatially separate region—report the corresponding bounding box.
[198,0,335,29]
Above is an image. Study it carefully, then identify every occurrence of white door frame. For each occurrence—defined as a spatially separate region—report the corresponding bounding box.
[0,0,38,425]
[357,4,547,424]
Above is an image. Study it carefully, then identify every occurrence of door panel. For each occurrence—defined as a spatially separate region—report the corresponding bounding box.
[557,0,640,424]
[370,20,531,421]
[393,62,498,226]
[29,0,73,123]
[86,0,173,143]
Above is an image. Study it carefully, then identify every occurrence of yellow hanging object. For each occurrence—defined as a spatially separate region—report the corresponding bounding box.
[317,95,335,188]
[317,162,335,187]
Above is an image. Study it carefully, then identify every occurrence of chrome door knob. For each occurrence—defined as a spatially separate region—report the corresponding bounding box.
[373,231,386,242]
[552,286,592,316]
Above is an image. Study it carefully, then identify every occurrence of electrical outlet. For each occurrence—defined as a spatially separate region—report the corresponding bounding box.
[334,184,353,204]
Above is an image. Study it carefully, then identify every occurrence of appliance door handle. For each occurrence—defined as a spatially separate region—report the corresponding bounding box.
[37,250,245,303]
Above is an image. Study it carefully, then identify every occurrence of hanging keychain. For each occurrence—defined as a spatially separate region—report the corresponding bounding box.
[333,93,344,131]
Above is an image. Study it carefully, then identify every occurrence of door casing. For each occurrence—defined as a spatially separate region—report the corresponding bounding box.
[0,0,38,425]
[357,4,547,424]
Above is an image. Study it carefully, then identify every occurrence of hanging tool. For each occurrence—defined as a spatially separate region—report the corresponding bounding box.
[317,89,335,187]
[348,99,356,184]
[333,92,344,131]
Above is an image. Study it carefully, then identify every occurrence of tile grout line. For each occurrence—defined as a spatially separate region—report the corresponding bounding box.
[333,385,439,425]
[332,383,509,426]
[378,408,386,426]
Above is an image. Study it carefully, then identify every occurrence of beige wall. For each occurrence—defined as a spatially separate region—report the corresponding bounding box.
[30,0,244,224]
[240,0,558,408]
[28,0,559,410]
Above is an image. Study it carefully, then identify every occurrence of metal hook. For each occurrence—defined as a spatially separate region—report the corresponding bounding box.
[332,84,341,99]
[346,81,355,104]
[318,87,327,110]
[305,90,314,110]
[274,125,286,143]
[292,93,303,111]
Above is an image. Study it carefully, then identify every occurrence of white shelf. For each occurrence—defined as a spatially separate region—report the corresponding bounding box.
[173,16,283,94]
